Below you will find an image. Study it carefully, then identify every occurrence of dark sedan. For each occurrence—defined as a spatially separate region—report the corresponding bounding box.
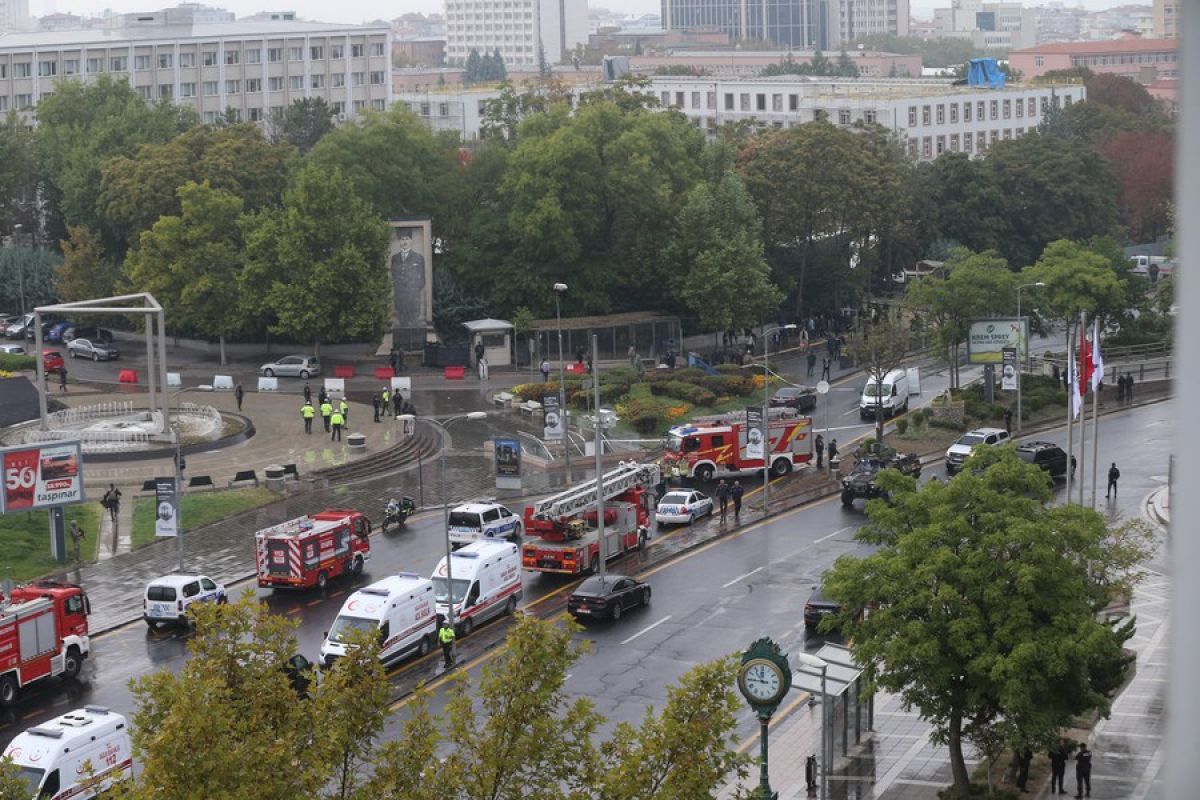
[803,584,842,631]
[770,386,817,413]
[567,574,651,621]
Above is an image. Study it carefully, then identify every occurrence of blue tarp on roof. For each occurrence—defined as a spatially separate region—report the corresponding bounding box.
[967,58,1006,89]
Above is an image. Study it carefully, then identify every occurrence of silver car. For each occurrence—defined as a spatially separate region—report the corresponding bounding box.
[0,343,25,355]
[68,337,120,361]
[260,355,321,378]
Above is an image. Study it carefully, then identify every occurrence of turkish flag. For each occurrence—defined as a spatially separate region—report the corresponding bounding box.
[1078,323,1093,397]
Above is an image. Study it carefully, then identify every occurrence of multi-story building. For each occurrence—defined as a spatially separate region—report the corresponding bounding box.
[933,0,1036,50]
[1010,38,1178,82]
[0,0,29,34]
[0,7,391,125]
[1152,0,1179,38]
[834,0,909,44]
[661,0,906,50]
[444,0,588,67]
[1034,2,1083,44]
[627,49,921,78]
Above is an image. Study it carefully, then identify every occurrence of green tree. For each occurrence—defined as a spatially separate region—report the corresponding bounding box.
[0,247,62,312]
[666,172,783,330]
[313,628,390,800]
[1022,239,1132,326]
[0,111,37,238]
[844,314,911,443]
[0,756,35,797]
[835,50,859,77]
[911,153,1008,256]
[822,448,1150,798]
[55,225,123,303]
[465,49,483,83]
[493,49,508,81]
[267,96,336,153]
[241,164,391,354]
[124,182,247,365]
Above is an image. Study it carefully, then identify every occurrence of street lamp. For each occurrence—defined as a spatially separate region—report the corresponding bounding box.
[793,651,830,800]
[1015,282,1045,434]
[399,411,487,633]
[12,223,26,316]
[553,283,571,481]
[761,324,797,508]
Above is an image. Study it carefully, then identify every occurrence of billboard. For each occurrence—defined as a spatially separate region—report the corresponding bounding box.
[1,441,86,513]
[154,477,179,538]
[968,318,1028,364]
[494,438,521,478]
[543,394,564,441]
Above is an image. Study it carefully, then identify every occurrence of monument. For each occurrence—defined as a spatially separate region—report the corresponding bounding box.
[386,217,435,353]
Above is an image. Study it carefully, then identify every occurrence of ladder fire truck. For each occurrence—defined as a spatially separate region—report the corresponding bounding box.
[0,581,91,706]
[521,462,659,575]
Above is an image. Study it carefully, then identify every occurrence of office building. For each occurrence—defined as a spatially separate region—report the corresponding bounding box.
[444,0,588,67]
[661,0,906,50]
[1010,38,1178,81]
[0,6,391,125]
[1152,0,1179,38]
[933,0,1035,50]
[1,0,29,34]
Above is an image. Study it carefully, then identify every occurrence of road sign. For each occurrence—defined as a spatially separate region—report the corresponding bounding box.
[816,380,830,395]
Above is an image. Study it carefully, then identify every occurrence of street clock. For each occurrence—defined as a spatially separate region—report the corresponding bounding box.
[738,637,792,717]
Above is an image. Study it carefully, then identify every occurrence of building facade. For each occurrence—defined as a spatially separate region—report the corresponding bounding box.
[661,0,906,50]
[0,8,391,124]
[0,0,29,34]
[1009,38,1178,82]
[834,0,909,44]
[933,0,1036,51]
[1152,0,1179,39]
[444,0,588,67]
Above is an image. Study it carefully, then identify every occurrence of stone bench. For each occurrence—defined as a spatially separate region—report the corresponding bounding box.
[493,392,514,408]
[519,401,542,416]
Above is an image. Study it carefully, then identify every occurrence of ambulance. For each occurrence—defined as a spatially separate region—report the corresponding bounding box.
[431,541,523,636]
[4,705,133,800]
[320,573,437,667]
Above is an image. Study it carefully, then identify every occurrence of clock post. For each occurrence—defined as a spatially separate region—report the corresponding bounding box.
[737,638,793,800]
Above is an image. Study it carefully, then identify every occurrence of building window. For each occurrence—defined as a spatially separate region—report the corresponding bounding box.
[963,134,972,153]
[1040,96,1049,113]
[706,92,716,109]
[203,50,218,66]
[950,133,960,151]
[247,78,261,93]
[269,77,283,91]
[1003,128,1012,139]
[310,46,323,61]
[333,101,345,114]
[740,93,750,111]
[990,129,1000,144]
[331,44,344,59]
[110,57,127,72]
[990,100,998,120]
[180,82,196,97]
[158,84,173,99]
[134,55,151,71]
[936,104,944,124]
[308,74,323,89]
[203,81,219,96]
[136,86,152,100]
[225,50,239,65]
[332,73,345,88]
[179,52,195,67]
[268,48,283,63]
[977,101,985,120]
[352,72,365,86]
[692,91,701,108]
[963,102,972,123]
[864,110,876,124]
[203,111,218,124]
[908,106,917,126]
[225,79,241,93]
[977,131,987,152]
[419,102,429,116]
[675,91,685,107]
[370,43,385,56]
[922,137,932,158]
[725,93,734,110]
[353,99,365,112]
[1034,55,1044,67]
[372,98,385,110]
[936,135,945,154]
[86,57,103,73]
[158,53,173,69]
[0,97,7,111]
[922,105,931,125]
[246,48,261,64]
[248,107,263,121]
[950,103,958,124]
[1027,98,1036,116]
[15,94,33,110]
[289,75,303,90]
[1003,99,1011,118]
[14,62,32,78]
[908,138,919,158]
[659,91,669,106]
[38,61,57,77]
[814,109,827,121]
[1064,95,1073,106]
[772,93,783,112]
[1015,98,1023,117]
[289,46,304,61]
[64,59,79,74]
[438,102,448,116]
[838,109,851,125]
[352,44,365,58]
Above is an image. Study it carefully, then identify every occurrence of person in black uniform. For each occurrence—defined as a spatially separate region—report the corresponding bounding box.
[1075,743,1092,798]
[1049,742,1068,795]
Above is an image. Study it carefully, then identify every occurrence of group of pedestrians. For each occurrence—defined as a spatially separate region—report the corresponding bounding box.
[299,386,349,441]
[1016,741,1091,797]
[372,386,414,422]
[812,435,837,470]
[1115,373,1136,403]
[806,353,834,381]
[713,480,745,522]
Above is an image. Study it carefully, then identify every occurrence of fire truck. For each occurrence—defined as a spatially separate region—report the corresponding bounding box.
[521,462,659,575]
[256,509,371,590]
[662,413,813,482]
[0,581,91,706]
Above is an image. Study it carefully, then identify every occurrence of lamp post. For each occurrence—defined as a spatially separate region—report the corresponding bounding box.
[1015,282,1045,434]
[12,223,26,316]
[399,411,486,633]
[553,283,571,481]
[794,652,830,800]
[761,324,797,508]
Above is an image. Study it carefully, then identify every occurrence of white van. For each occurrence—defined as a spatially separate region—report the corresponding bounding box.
[431,541,523,636]
[143,574,226,628]
[859,368,911,420]
[447,500,523,549]
[320,572,437,667]
[4,706,133,800]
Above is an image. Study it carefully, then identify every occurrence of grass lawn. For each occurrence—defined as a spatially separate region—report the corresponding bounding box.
[130,487,279,550]
[0,502,102,582]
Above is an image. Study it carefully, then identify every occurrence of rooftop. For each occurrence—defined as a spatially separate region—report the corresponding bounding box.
[1013,37,1176,55]
[0,17,387,48]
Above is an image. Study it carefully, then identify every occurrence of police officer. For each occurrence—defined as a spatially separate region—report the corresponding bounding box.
[730,481,744,518]
[69,520,84,562]
[1075,743,1092,798]
[301,400,315,434]
[303,382,312,404]
[320,398,333,433]
[330,406,345,442]
[392,390,403,418]
[1049,742,1069,795]
[828,439,839,469]
[1107,463,1120,499]
[381,386,391,415]
[715,480,730,522]
[815,433,825,470]
[439,618,456,667]
[372,392,381,423]
[339,397,349,426]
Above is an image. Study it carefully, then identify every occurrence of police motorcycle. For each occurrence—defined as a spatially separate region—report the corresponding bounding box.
[381,496,417,533]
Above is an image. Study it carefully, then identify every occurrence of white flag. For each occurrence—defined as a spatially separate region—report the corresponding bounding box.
[1090,319,1104,392]
[1068,333,1082,419]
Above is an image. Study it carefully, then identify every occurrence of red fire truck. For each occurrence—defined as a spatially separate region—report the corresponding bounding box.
[256,509,371,590]
[521,462,658,575]
[661,414,813,482]
[0,581,91,706]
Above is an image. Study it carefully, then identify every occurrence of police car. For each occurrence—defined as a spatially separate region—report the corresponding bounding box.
[447,500,523,549]
[655,490,713,525]
[143,574,227,628]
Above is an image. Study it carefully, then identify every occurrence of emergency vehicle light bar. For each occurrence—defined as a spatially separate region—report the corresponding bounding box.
[453,551,480,559]
[360,587,390,596]
[27,727,64,738]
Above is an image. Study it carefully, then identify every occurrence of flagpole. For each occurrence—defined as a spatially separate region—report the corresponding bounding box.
[1078,311,1087,507]
[1091,318,1102,508]
[1065,322,1074,505]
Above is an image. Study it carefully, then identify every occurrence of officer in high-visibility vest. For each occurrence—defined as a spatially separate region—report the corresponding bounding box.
[330,407,345,442]
[301,400,315,434]
[438,618,456,667]
[320,399,333,432]
[381,387,391,414]
[339,397,349,426]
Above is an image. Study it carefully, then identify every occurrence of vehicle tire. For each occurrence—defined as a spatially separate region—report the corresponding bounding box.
[695,464,715,483]
[841,491,855,508]
[505,595,518,616]
[642,588,651,607]
[460,616,474,636]
[92,352,98,361]
[299,370,310,379]
[0,675,17,707]
[611,603,622,621]
[218,593,228,605]
[352,555,364,576]
[263,368,274,377]
[771,458,792,477]
[62,646,83,679]
[316,571,328,590]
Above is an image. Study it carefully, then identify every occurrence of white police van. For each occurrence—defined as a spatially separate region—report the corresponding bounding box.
[447,499,523,549]
[143,574,226,628]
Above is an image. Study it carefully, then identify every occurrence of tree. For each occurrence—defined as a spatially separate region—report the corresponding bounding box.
[0,756,34,797]
[822,448,1151,798]
[55,225,122,303]
[267,97,336,153]
[1082,72,1163,117]
[0,111,37,239]
[313,628,390,800]
[835,50,859,77]
[666,172,783,331]
[1097,131,1173,243]
[124,182,247,365]
[844,314,911,443]
[1022,239,1132,326]
[492,49,508,81]
[0,246,62,312]
[241,164,391,354]
[465,49,483,83]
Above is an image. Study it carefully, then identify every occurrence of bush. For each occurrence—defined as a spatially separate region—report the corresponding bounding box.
[910,409,928,427]
[929,417,967,432]
[0,353,36,372]
[895,417,908,435]
[649,381,717,407]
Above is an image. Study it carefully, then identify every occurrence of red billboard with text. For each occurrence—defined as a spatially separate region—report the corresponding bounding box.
[1,442,86,512]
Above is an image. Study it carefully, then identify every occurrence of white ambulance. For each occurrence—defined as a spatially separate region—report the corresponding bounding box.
[320,573,437,667]
[431,541,523,636]
[4,705,133,800]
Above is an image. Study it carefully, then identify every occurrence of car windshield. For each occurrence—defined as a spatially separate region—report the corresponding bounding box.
[957,433,987,446]
[14,766,43,795]
[327,614,377,644]
[775,388,799,397]
[432,576,471,604]
[664,433,683,453]
[448,512,481,529]
[1016,450,1037,463]
[660,492,691,505]
[864,383,892,398]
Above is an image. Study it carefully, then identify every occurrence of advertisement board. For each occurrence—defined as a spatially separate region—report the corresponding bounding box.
[1,441,86,513]
[494,437,521,490]
[744,407,764,460]
[968,318,1028,364]
[543,395,564,441]
[154,477,179,538]
[1001,347,1018,391]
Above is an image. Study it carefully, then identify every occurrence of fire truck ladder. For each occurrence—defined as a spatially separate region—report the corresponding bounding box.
[530,462,660,521]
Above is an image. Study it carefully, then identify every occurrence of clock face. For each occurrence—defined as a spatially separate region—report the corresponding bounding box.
[741,659,783,702]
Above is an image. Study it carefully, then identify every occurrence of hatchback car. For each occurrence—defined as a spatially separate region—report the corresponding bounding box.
[6,314,33,338]
[1015,441,1072,480]
[945,427,1010,475]
[143,574,227,628]
[42,349,65,374]
[68,337,120,361]
[770,386,817,413]
[655,490,713,525]
[260,355,321,378]
[567,574,651,621]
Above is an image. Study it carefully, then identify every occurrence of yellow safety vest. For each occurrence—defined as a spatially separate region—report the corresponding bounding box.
[320,402,333,417]
[439,625,455,644]
[331,411,345,426]
[302,404,315,418]
[340,400,348,414]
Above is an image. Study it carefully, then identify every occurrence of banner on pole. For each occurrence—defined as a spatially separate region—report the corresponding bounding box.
[543,394,564,441]
[154,476,179,538]
[1001,347,1018,391]
[745,407,765,460]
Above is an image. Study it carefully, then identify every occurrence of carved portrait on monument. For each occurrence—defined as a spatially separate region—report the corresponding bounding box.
[387,218,434,351]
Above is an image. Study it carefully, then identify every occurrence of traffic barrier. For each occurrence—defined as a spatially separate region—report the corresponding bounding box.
[118,369,138,384]
[565,363,587,375]
[444,365,466,380]
[212,375,234,391]
[334,365,355,378]
[346,432,367,450]
[257,377,279,392]
[374,366,395,379]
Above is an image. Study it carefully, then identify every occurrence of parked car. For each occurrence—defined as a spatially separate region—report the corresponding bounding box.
[0,343,25,355]
[945,427,1011,475]
[68,337,120,361]
[25,320,57,341]
[46,321,75,343]
[803,584,842,631]
[1015,440,1073,480]
[63,325,113,344]
[567,574,651,621]
[655,490,713,525]
[42,349,65,374]
[260,355,321,379]
[5,314,33,338]
[143,574,227,628]
[770,386,817,413]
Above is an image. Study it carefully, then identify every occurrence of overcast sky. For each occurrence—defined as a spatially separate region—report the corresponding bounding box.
[31,0,1146,28]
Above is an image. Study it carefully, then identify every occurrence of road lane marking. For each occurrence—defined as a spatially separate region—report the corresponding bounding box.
[814,526,853,544]
[620,615,672,645]
[722,567,764,588]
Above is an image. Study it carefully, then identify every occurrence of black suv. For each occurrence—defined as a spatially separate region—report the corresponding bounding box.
[1015,441,1072,480]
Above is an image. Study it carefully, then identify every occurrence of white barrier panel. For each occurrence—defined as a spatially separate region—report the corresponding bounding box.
[212,375,235,391]
[390,376,412,402]
[257,377,279,392]
[324,378,346,395]
[166,372,182,388]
